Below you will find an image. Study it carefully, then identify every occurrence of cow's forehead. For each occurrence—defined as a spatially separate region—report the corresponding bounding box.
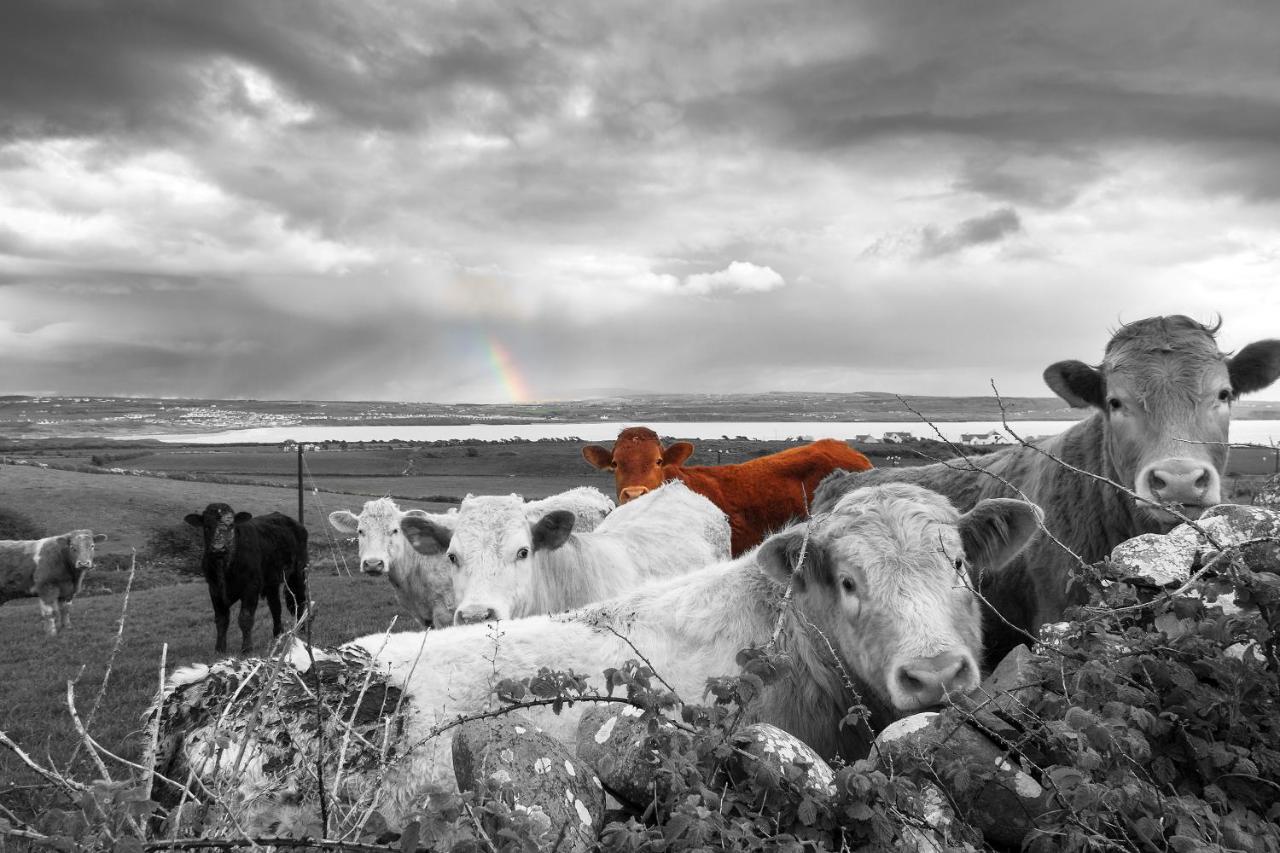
[359,498,401,529]
[454,495,528,546]
[1103,316,1224,369]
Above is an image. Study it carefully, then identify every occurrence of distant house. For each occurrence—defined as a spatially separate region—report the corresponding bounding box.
[960,431,1005,446]
[882,432,914,444]
[1226,444,1278,476]
[853,434,876,444]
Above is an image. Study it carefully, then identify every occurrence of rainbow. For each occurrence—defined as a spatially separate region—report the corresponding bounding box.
[486,335,534,403]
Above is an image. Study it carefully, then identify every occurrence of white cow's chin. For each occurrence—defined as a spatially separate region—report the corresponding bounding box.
[1138,501,1208,528]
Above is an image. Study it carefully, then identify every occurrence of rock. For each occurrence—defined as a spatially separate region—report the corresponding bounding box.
[453,714,604,853]
[575,704,686,808]
[875,712,1056,849]
[1109,532,1198,586]
[1180,504,1280,571]
[964,644,1044,726]
[724,723,835,803]
[1253,474,1280,510]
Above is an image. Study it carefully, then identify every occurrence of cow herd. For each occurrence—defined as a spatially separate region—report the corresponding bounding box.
[3,314,1280,824]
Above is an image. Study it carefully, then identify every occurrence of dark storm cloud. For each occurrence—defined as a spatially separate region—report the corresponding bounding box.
[2,0,1279,402]
[919,208,1023,259]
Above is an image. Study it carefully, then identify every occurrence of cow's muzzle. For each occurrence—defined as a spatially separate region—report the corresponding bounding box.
[454,605,500,625]
[889,650,979,711]
[361,558,386,576]
[619,486,650,503]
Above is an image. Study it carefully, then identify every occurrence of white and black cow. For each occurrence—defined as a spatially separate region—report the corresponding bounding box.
[0,529,107,635]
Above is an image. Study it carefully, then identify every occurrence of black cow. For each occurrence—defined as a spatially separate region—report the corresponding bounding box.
[184,504,309,654]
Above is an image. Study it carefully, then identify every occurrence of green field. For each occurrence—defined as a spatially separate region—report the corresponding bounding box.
[1,436,1272,831]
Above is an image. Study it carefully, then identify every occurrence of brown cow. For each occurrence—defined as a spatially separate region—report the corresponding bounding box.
[0,529,107,635]
[814,315,1280,666]
[583,429,873,555]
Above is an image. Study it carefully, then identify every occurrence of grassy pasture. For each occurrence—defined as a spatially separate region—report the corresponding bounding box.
[0,572,420,818]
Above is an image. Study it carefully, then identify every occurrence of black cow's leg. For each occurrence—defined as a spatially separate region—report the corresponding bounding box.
[238,601,257,654]
[212,601,231,654]
[265,583,283,638]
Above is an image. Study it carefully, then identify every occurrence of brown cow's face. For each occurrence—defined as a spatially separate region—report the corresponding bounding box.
[582,428,695,504]
[65,530,107,570]
[760,483,1041,714]
[1044,316,1280,526]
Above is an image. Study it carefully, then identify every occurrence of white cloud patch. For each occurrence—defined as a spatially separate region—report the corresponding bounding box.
[682,261,785,296]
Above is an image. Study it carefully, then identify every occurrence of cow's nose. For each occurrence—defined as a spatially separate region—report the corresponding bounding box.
[619,486,649,503]
[361,558,386,576]
[892,651,976,710]
[75,562,92,569]
[1145,460,1215,506]
[454,606,499,625]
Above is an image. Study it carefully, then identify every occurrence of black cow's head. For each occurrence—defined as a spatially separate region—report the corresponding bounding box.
[185,503,253,554]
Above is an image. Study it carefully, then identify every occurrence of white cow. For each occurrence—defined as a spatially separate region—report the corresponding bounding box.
[157,483,1040,831]
[328,487,615,628]
[0,529,107,635]
[399,481,729,624]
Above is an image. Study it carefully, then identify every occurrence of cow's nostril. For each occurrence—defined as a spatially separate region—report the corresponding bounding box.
[1195,470,1210,490]
[1149,472,1168,493]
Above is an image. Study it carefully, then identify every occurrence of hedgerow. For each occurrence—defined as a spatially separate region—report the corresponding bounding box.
[2,523,1278,852]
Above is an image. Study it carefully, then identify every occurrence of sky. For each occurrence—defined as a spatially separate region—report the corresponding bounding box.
[2,1,1279,404]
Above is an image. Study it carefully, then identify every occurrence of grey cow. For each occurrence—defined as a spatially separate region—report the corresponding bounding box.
[0,529,108,635]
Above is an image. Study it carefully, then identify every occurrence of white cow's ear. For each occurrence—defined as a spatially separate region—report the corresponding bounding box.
[400,517,453,555]
[1228,339,1280,396]
[959,499,1042,573]
[532,510,575,552]
[1043,360,1104,409]
[93,533,107,543]
[328,511,359,533]
[757,527,830,591]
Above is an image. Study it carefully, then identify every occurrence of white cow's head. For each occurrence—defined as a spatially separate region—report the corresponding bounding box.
[759,483,1041,713]
[400,494,576,625]
[329,498,457,628]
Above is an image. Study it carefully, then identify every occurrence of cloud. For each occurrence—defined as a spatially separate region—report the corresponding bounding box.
[1,1,1279,402]
[683,261,785,296]
[919,208,1023,258]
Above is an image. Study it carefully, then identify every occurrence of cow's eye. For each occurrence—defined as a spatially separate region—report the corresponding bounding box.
[447,553,459,566]
[840,577,856,594]
[516,547,530,560]
[655,460,663,467]
[953,557,964,571]
[357,529,364,536]
[1107,397,1122,411]
[1218,388,1232,402]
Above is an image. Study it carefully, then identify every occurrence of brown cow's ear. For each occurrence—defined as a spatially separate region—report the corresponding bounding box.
[531,510,575,552]
[757,527,831,591]
[183,514,203,528]
[662,441,695,466]
[959,499,1042,574]
[582,445,614,469]
[400,517,453,555]
[328,511,359,533]
[1228,340,1280,397]
[234,511,253,523]
[1043,360,1105,409]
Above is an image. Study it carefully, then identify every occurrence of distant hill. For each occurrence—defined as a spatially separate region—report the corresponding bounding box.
[1,393,1277,441]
